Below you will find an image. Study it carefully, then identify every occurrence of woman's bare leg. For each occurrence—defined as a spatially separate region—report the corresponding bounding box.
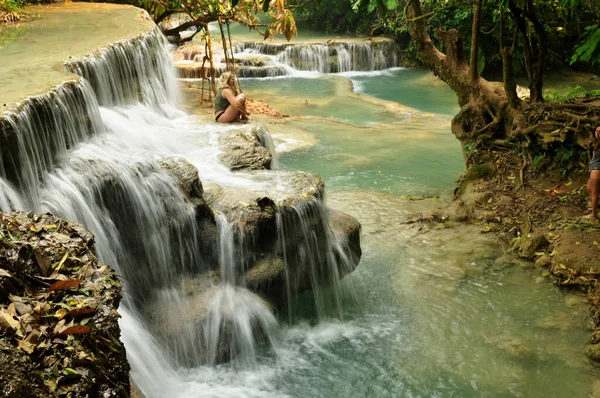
[217,94,247,123]
[236,94,249,121]
[584,170,600,220]
[217,104,240,123]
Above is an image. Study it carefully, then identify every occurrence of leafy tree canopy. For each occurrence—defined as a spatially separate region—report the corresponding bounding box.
[133,0,297,43]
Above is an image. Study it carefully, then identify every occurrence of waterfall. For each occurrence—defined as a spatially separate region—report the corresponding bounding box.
[253,124,278,169]
[0,80,102,207]
[0,16,360,397]
[175,39,399,79]
[336,45,352,73]
[277,199,352,320]
[65,28,179,111]
[231,39,399,75]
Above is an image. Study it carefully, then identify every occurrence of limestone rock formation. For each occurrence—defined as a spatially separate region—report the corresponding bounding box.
[218,126,273,171]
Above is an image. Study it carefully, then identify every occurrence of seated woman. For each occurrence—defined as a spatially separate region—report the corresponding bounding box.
[214,72,250,123]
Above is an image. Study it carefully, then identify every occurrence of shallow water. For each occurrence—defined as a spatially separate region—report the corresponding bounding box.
[0,3,152,113]
[241,73,464,195]
[227,71,599,397]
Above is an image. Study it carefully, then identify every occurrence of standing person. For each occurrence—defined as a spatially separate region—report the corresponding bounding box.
[584,125,600,220]
[214,72,250,123]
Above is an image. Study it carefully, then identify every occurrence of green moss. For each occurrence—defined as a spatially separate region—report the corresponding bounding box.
[464,164,495,181]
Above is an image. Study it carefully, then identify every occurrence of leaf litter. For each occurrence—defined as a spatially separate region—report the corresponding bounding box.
[0,212,129,396]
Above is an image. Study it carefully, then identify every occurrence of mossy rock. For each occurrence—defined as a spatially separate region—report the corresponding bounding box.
[464,163,495,181]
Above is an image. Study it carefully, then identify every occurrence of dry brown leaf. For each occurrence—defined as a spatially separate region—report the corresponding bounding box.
[7,302,17,317]
[59,325,91,335]
[17,339,36,354]
[66,307,95,318]
[0,311,21,331]
[48,280,82,293]
[33,248,52,276]
[54,308,68,320]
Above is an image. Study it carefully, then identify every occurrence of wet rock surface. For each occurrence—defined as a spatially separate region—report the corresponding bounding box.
[218,126,272,171]
[158,156,204,199]
[0,212,128,397]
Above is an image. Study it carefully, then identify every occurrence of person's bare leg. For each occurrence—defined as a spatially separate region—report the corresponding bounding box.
[236,94,249,121]
[217,104,240,123]
[584,170,600,220]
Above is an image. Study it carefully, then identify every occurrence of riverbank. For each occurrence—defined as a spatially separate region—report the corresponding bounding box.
[431,146,600,360]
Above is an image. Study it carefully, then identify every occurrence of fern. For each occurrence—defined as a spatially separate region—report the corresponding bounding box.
[571,25,600,65]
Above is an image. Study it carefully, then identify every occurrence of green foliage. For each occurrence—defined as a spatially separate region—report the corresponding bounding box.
[532,153,546,169]
[0,0,26,13]
[544,85,600,102]
[556,146,575,163]
[552,146,586,175]
[571,25,600,65]
[131,0,297,41]
[531,145,585,176]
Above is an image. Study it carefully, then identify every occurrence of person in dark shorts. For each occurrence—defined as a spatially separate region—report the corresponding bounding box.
[213,72,250,123]
[584,126,600,221]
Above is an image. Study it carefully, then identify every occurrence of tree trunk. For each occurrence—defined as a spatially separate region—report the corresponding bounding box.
[509,0,547,103]
[406,0,600,173]
[406,0,507,146]
[500,7,522,108]
[469,0,483,82]
[524,0,547,102]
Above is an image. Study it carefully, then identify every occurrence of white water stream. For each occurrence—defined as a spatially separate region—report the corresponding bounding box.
[0,22,359,397]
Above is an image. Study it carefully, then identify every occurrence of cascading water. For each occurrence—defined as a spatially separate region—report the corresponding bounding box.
[276,199,355,321]
[0,19,355,397]
[232,40,399,75]
[65,29,180,111]
[174,39,399,79]
[0,80,102,207]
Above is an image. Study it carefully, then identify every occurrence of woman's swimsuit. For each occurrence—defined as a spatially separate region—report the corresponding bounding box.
[591,149,600,172]
[214,88,230,121]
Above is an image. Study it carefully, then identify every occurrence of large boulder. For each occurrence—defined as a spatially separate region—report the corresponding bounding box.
[218,125,273,171]
[203,169,360,302]
[328,209,362,271]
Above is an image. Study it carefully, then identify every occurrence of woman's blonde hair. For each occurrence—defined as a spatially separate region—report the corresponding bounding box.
[217,72,236,92]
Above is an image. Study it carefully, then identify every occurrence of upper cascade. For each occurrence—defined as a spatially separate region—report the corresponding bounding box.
[234,39,399,73]
[65,28,179,109]
[173,38,400,79]
[0,25,178,208]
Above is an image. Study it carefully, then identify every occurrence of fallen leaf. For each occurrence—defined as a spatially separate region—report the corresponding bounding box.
[34,248,52,276]
[17,339,36,354]
[59,325,91,335]
[53,251,69,271]
[48,280,82,293]
[54,309,68,320]
[0,312,20,331]
[66,307,95,318]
